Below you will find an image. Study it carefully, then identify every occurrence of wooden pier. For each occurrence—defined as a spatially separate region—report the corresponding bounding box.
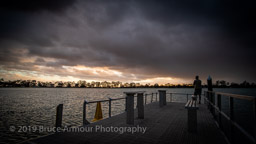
[28,102,228,144]
[23,78,256,144]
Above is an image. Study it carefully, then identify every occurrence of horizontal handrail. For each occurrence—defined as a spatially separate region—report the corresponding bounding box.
[207,91,254,101]
[86,93,158,104]
[86,92,205,104]
[167,93,193,95]
[87,97,126,104]
[87,99,110,104]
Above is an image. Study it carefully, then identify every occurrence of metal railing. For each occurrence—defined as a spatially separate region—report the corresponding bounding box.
[166,92,194,102]
[82,92,198,124]
[55,92,202,127]
[144,92,158,104]
[82,92,158,125]
[204,91,256,144]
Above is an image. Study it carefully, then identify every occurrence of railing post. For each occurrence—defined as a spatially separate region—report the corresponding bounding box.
[207,75,214,113]
[156,93,158,101]
[187,106,198,133]
[253,98,256,142]
[207,92,209,109]
[229,96,234,143]
[83,100,90,125]
[125,96,127,111]
[217,94,222,130]
[210,92,214,115]
[109,98,112,118]
[210,92,213,112]
[212,92,216,119]
[56,104,63,128]
[158,90,166,107]
[163,92,166,105]
[137,92,144,119]
[145,94,147,105]
[125,92,135,125]
[187,94,188,102]
[151,93,153,103]
[204,91,206,104]
[207,75,213,91]
[207,91,211,110]
[229,97,234,118]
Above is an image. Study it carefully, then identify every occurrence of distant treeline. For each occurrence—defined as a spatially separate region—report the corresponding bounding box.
[0,78,255,88]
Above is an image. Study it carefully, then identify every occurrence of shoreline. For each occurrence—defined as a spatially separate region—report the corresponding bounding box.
[1,87,255,89]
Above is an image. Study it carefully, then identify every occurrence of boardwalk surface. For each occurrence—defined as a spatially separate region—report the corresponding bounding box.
[28,102,227,144]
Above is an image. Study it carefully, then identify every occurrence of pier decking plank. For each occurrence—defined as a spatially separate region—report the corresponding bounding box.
[28,102,227,144]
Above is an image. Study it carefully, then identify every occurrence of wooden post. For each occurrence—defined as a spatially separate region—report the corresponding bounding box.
[151,94,153,103]
[137,92,144,119]
[207,76,213,113]
[210,92,213,114]
[109,98,112,118]
[229,97,234,118]
[145,94,147,105]
[210,92,212,112]
[188,109,197,133]
[83,101,90,125]
[187,94,189,102]
[208,92,211,110]
[217,94,222,130]
[204,91,206,104]
[253,98,256,141]
[163,92,166,105]
[56,104,63,128]
[158,90,166,107]
[207,76,213,91]
[229,96,234,143]
[156,93,158,101]
[207,92,210,109]
[125,92,135,125]
[125,96,127,111]
[213,92,216,120]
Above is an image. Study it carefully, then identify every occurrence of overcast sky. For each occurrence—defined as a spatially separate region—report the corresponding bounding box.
[0,0,255,84]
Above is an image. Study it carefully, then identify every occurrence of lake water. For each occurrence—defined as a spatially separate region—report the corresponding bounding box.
[0,88,255,143]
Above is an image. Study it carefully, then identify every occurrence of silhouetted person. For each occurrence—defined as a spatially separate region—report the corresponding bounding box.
[193,75,202,104]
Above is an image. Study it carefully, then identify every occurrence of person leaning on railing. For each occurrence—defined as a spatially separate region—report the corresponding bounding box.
[193,75,202,104]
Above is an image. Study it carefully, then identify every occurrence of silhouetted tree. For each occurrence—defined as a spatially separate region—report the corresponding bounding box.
[230,82,239,88]
[240,81,250,88]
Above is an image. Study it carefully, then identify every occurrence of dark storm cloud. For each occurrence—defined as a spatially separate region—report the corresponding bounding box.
[135,0,256,44]
[0,0,76,38]
[1,0,76,12]
[0,0,256,82]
